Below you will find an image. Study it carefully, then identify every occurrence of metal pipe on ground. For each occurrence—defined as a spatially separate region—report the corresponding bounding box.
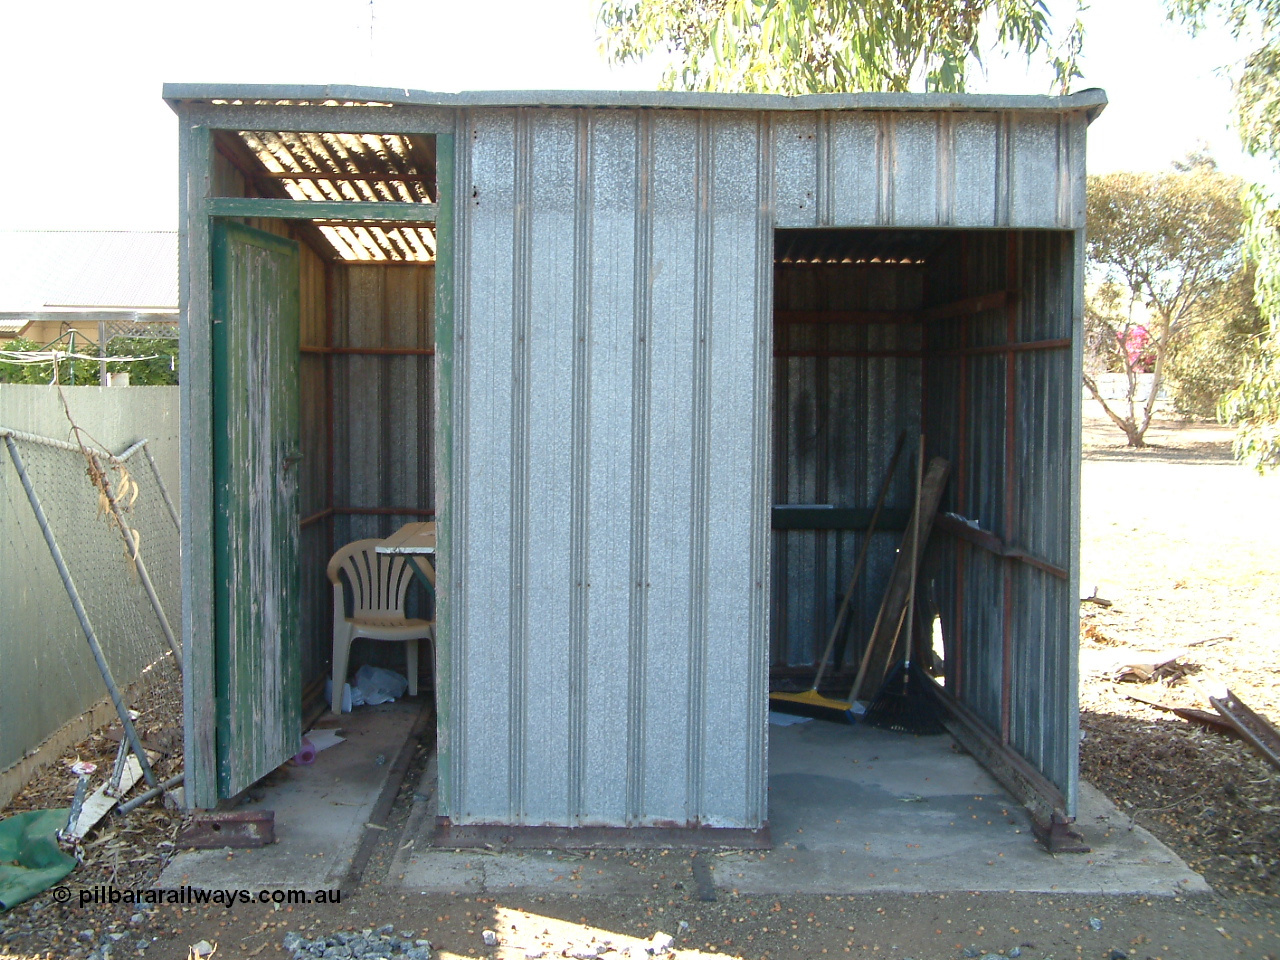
[118,774,185,815]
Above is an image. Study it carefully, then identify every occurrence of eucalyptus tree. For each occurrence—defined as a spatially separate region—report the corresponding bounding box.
[1171,0,1280,469]
[597,0,1084,94]
[1085,159,1250,447]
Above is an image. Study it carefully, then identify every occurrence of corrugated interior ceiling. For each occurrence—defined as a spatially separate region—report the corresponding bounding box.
[775,229,949,265]
[214,130,437,262]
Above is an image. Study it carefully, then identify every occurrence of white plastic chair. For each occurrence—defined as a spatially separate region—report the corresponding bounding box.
[327,538,434,713]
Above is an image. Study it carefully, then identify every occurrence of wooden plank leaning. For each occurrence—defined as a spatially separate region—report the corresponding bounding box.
[846,453,951,706]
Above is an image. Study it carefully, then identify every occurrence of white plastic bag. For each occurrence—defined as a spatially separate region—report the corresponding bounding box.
[351,664,408,705]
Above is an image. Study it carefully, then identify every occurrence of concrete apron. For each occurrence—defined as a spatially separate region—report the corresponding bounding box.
[394,720,1208,898]
[159,699,422,890]
[158,706,1207,898]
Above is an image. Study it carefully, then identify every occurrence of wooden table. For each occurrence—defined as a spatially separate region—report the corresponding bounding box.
[375,521,436,596]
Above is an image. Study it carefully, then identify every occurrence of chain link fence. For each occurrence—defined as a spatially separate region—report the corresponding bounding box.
[0,425,180,772]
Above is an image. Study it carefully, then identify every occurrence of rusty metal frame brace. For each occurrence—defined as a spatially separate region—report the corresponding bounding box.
[433,818,772,851]
[1032,812,1090,854]
[929,680,1090,854]
[178,809,276,849]
[1210,689,1280,772]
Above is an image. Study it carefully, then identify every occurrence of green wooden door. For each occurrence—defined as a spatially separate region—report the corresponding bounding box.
[211,221,302,798]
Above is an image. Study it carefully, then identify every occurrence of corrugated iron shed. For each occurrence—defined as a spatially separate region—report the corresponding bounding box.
[168,86,1103,849]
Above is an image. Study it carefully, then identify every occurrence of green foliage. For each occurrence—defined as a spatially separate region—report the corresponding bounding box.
[0,336,178,386]
[0,337,41,383]
[1169,0,1280,468]
[1084,158,1249,446]
[1222,343,1280,468]
[0,337,95,384]
[1220,187,1280,469]
[597,0,1084,94]
[105,337,179,386]
[1166,263,1266,417]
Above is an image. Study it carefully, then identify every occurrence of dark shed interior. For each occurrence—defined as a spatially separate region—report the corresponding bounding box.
[211,129,439,697]
[771,227,1078,803]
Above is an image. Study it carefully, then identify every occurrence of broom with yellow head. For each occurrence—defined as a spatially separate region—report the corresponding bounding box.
[770,431,906,723]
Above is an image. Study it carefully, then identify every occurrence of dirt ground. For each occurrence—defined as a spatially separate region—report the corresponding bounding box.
[1077,401,1280,902]
[2,400,1279,960]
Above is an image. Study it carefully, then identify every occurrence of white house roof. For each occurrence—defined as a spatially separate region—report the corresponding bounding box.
[0,231,178,314]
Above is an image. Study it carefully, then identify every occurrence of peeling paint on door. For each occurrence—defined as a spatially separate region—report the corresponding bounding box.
[212,220,302,798]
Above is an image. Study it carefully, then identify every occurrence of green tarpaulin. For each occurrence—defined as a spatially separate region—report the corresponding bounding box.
[0,809,77,911]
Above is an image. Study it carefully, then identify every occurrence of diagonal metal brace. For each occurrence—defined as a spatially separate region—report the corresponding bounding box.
[4,435,158,790]
[95,449,183,671]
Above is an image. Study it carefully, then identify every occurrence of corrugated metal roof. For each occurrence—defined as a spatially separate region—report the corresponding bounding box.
[217,130,436,262]
[163,84,1108,121]
[0,231,178,312]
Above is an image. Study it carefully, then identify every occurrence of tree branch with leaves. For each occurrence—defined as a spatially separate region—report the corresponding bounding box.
[597,0,1084,94]
[1169,0,1280,469]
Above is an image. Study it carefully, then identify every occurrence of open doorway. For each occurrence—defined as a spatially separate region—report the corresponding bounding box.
[768,226,1082,848]
[205,128,441,799]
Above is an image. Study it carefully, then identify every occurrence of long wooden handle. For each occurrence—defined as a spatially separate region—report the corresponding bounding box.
[848,436,926,703]
[902,435,925,670]
[812,431,907,691]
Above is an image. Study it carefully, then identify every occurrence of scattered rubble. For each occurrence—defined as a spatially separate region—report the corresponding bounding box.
[282,926,431,960]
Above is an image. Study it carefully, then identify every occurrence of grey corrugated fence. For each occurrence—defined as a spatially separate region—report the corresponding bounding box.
[0,385,179,776]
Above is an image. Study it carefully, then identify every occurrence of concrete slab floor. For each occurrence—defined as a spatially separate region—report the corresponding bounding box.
[159,699,421,890]
[395,719,1209,898]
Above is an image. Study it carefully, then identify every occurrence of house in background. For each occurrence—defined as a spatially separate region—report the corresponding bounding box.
[0,231,178,383]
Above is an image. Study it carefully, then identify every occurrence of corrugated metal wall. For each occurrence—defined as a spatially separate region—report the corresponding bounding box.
[329,266,435,546]
[187,96,1090,827]
[771,263,922,673]
[447,108,772,829]
[770,110,1084,230]
[922,230,1079,809]
[295,246,329,685]
[443,105,1086,829]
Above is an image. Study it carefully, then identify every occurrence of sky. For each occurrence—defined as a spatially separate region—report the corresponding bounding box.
[0,0,1273,231]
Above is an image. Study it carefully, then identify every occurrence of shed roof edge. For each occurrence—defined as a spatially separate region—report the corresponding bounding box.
[163,84,1107,120]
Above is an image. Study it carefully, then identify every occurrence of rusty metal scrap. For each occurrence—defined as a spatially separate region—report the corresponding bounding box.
[1209,689,1280,772]
[178,809,275,849]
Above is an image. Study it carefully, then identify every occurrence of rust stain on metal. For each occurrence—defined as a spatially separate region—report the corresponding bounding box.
[179,809,276,848]
[432,817,771,851]
[1210,689,1280,771]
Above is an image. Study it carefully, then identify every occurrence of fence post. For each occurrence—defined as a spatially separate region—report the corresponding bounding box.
[96,451,183,670]
[142,442,181,534]
[3,434,158,790]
